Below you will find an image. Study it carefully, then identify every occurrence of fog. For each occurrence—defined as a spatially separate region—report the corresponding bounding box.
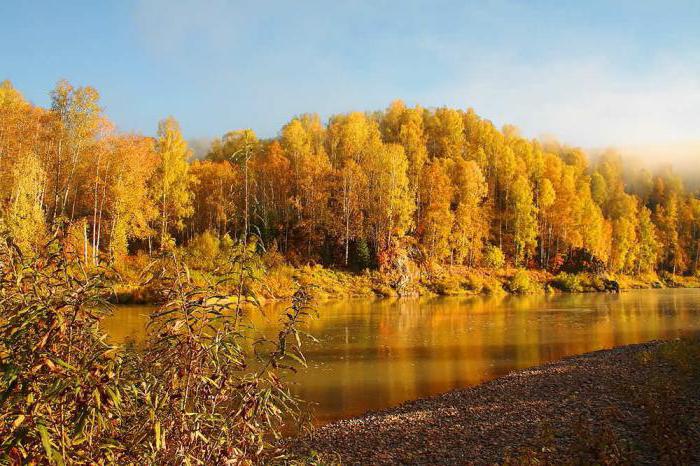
[589,141,700,190]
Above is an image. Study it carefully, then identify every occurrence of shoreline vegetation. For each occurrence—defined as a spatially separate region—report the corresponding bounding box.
[0,235,315,464]
[292,337,700,465]
[110,263,700,306]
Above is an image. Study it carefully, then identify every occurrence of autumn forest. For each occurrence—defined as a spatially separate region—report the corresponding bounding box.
[2,79,700,279]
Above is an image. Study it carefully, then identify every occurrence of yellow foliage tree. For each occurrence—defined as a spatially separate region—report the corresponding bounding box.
[4,152,46,254]
[153,117,194,248]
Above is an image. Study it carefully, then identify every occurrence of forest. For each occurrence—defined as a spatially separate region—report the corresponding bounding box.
[2,79,700,285]
[2,79,700,464]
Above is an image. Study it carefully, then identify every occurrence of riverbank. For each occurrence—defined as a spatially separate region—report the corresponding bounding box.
[292,337,700,464]
[111,262,700,304]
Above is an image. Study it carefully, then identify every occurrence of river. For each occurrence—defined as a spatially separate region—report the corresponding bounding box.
[102,288,700,425]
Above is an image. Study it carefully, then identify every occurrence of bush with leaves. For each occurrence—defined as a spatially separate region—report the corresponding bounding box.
[482,244,505,269]
[509,269,539,294]
[120,249,314,464]
[0,232,126,464]
[1,228,314,464]
[183,230,221,270]
[551,272,583,292]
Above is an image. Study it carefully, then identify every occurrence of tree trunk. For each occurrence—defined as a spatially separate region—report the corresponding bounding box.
[244,152,249,245]
[92,151,102,263]
[83,221,88,264]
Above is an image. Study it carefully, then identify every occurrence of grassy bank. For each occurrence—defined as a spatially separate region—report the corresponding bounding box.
[111,262,700,305]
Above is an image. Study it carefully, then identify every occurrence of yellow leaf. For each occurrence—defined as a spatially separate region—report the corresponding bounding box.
[154,421,162,450]
[12,414,25,429]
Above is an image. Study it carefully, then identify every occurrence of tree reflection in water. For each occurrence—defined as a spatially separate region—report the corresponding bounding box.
[103,289,700,425]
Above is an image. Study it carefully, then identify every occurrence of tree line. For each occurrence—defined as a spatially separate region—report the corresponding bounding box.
[2,79,699,276]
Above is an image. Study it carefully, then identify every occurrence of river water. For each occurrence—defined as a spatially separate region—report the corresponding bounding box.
[102,289,700,425]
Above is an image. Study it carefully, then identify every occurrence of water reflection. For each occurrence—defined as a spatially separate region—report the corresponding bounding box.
[102,289,700,424]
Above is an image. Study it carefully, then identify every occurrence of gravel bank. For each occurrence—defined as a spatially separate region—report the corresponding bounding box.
[293,340,700,464]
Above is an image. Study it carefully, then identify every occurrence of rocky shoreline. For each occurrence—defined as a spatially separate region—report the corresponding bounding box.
[293,338,700,464]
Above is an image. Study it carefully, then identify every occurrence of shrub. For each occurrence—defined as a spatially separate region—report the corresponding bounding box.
[123,254,313,464]
[0,234,126,464]
[185,230,220,270]
[261,264,297,299]
[261,241,286,269]
[482,275,505,294]
[464,272,485,293]
[0,228,312,464]
[483,244,505,269]
[509,269,538,294]
[432,275,463,295]
[115,249,154,284]
[551,272,583,292]
[377,238,416,296]
[559,247,607,274]
[373,283,397,297]
[589,274,607,291]
[220,232,234,253]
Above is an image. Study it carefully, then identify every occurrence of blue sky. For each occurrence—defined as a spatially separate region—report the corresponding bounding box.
[3,0,700,150]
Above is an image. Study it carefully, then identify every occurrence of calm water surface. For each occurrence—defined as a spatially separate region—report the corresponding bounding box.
[102,289,700,424]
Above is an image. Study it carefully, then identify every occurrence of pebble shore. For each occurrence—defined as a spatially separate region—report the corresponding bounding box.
[293,340,700,464]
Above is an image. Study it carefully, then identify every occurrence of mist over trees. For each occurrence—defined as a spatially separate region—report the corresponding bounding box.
[2,79,700,276]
